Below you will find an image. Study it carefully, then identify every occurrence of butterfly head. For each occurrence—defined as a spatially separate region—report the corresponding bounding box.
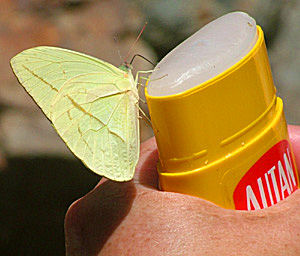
[119,62,133,73]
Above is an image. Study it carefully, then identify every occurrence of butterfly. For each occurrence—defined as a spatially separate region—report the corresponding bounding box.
[10,46,143,181]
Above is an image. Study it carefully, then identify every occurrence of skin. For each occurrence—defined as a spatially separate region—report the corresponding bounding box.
[65,125,300,256]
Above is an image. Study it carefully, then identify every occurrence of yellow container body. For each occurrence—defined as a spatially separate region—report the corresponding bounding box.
[145,26,299,210]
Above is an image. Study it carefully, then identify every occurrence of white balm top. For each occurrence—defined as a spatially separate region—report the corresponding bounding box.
[147,12,257,96]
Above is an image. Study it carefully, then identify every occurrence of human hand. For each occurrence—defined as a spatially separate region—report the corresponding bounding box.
[65,125,300,256]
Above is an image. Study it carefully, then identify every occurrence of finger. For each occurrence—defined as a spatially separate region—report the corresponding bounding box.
[134,136,159,188]
[65,176,136,255]
[94,137,158,190]
[288,125,300,173]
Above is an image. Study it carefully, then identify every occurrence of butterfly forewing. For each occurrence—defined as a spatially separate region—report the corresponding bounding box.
[10,46,139,181]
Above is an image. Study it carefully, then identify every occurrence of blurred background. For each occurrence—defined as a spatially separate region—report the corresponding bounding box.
[0,0,299,255]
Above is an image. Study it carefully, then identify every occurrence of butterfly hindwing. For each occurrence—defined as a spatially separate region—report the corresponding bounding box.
[50,72,139,181]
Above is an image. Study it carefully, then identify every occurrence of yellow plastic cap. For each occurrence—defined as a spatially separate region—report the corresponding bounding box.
[145,26,299,209]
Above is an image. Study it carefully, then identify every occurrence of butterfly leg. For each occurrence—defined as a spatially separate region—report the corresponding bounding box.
[147,73,168,83]
[134,70,154,85]
[135,71,154,103]
[138,96,146,104]
[136,103,152,127]
[135,70,168,94]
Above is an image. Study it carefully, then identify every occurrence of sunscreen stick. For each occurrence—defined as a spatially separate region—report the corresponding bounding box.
[145,12,299,210]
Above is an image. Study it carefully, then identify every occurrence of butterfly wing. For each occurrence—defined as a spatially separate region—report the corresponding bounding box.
[10,46,123,118]
[10,46,139,181]
[50,72,140,181]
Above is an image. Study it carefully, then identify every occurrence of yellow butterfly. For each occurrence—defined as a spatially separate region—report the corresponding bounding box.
[11,46,142,181]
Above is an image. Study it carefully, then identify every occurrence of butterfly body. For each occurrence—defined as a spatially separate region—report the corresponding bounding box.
[11,46,140,181]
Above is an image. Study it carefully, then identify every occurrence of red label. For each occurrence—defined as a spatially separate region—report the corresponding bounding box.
[234,140,298,210]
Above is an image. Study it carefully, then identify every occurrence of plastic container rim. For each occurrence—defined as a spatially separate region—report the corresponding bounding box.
[145,26,263,101]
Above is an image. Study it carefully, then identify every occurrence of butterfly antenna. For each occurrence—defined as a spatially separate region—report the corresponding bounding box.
[130,54,155,67]
[117,49,123,62]
[124,22,148,63]
[113,35,123,62]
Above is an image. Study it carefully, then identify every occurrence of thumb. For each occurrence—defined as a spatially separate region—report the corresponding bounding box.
[133,136,159,188]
